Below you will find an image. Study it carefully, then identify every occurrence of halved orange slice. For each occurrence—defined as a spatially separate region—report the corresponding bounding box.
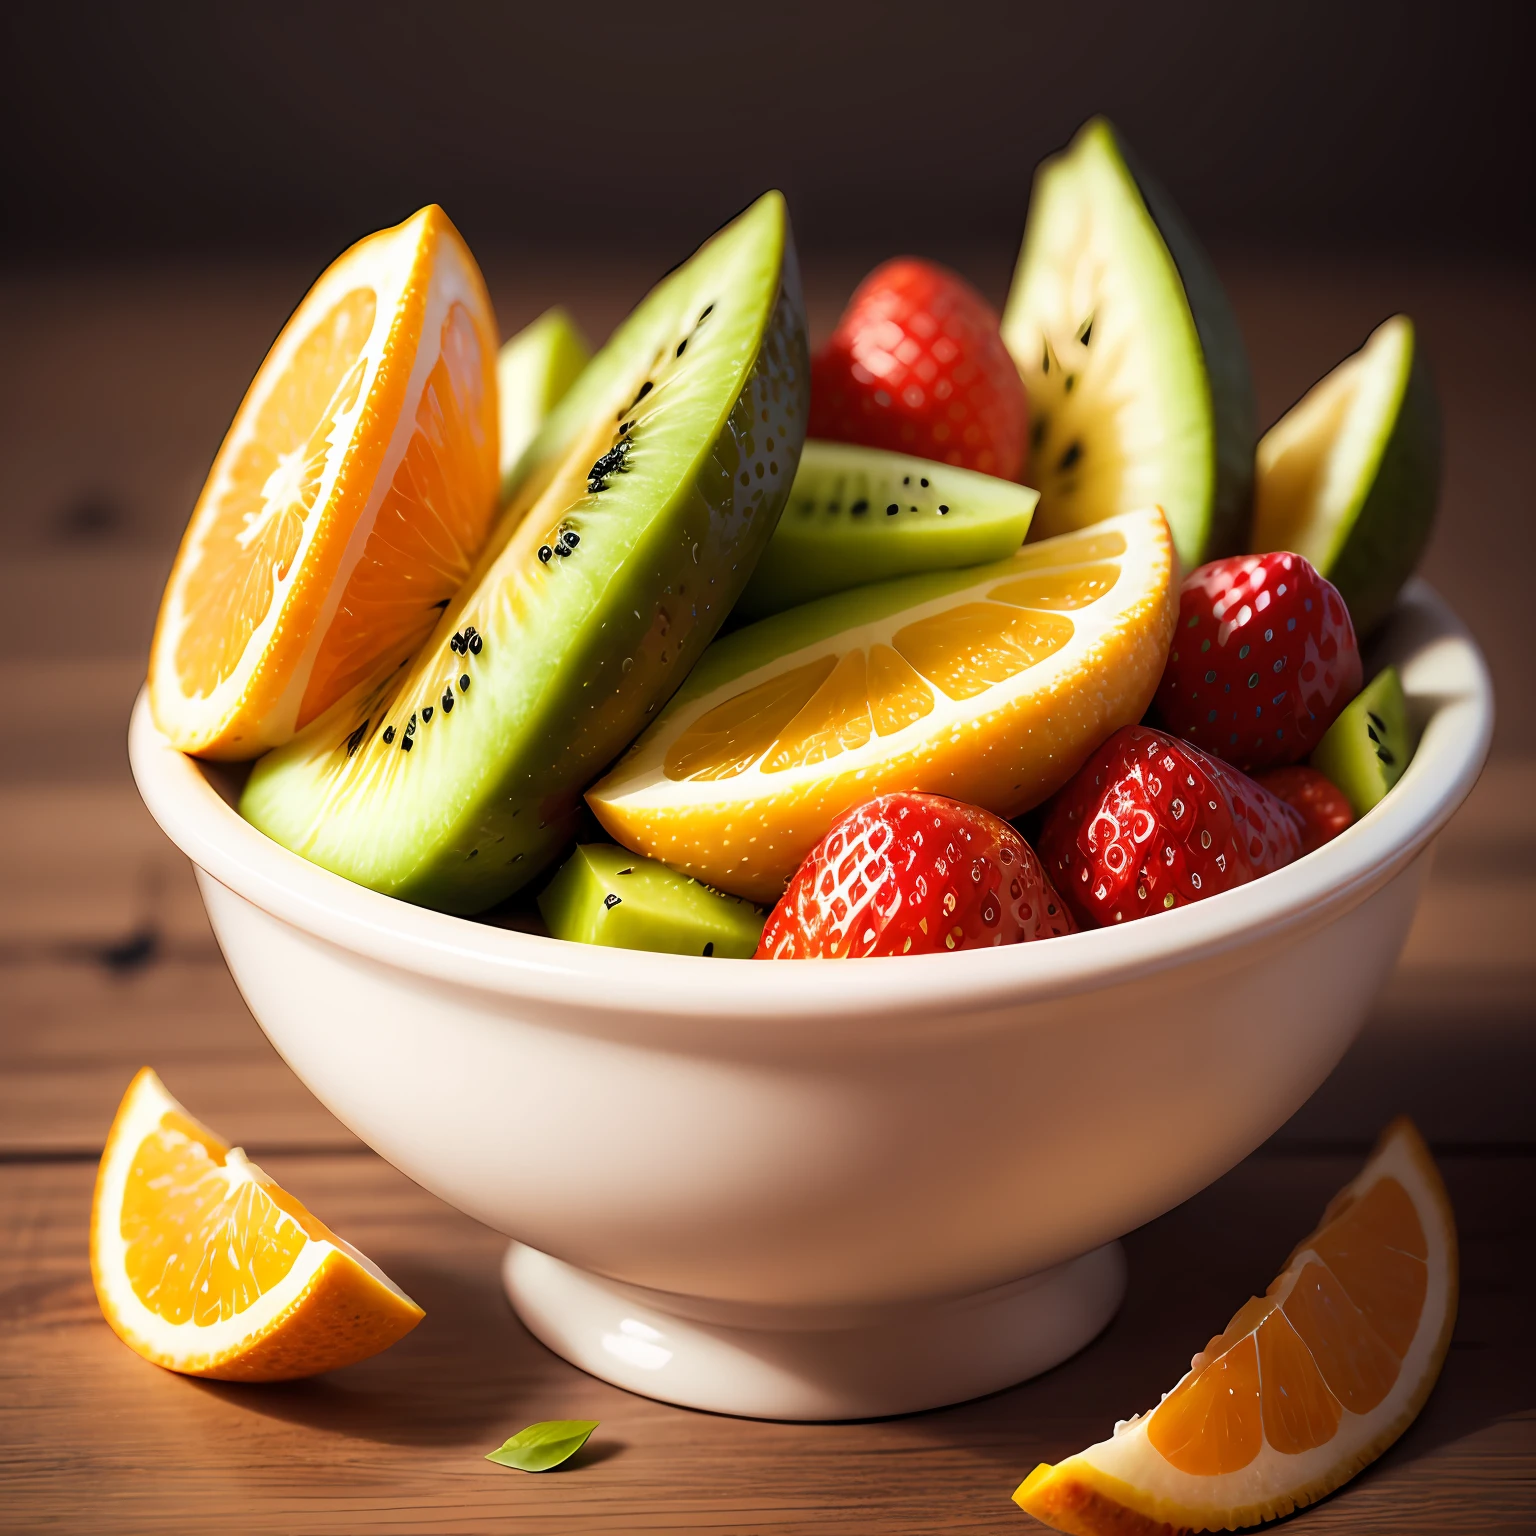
[91,1069,423,1381]
[148,205,499,758]
[1015,1118,1457,1533]
[588,507,1177,901]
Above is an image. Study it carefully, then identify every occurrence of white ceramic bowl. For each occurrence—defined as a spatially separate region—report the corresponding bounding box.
[129,581,1491,1420]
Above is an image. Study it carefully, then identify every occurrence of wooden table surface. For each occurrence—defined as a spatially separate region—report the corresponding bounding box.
[1,252,1532,1534]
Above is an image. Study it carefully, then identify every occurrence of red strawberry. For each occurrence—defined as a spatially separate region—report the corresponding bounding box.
[1254,766,1355,853]
[809,258,1029,479]
[1038,726,1307,928]
[1156,552,1362,771]
[756,792,1073,959]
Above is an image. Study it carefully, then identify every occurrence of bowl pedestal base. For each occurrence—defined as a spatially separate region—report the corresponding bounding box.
[502,1240,1126,1420]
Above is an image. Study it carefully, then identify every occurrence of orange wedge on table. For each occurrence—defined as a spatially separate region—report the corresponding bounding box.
[91,1069,422,1381]
[1016,1118,1457,1534]
[590,507,1178,902]
[148,205,499,758]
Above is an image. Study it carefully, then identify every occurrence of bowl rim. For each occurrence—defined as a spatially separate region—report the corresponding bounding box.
[128,579,1493,1029]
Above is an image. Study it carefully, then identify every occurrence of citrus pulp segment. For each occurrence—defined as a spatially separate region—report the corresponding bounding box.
[734,440,1039,621]
[91,1069,423,1381]
[148,205,499,758]
[1253,315,1441,636]
[588,507,1177,902]
[1002,117,1255,570]
[241,193,809,914]
[1014,1118,1457,1534]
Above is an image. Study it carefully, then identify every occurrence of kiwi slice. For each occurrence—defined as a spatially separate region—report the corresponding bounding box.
[497,306,591,500]
[1310,666,1414,817]
[1002,116,1256,569]
[241,193,809,914]
[1253,316,1440,637]
[732,440,1038,621]
[539,843,764,956]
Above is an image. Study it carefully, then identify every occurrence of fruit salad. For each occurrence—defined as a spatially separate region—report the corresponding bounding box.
[148,116,1439,960]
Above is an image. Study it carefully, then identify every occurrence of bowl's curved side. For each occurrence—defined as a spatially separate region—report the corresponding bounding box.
[131,580,1492,1307]
[195,848,1430,1308]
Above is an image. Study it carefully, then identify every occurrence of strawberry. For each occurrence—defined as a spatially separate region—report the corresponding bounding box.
[1156,552,1362,771]
[756,792,1073,959]
[1254,765,1355,853]
[1038,726,1307,928]
[809,258,1029,479]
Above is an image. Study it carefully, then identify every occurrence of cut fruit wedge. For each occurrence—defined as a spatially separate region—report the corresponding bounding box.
[589,506,1177,902]
[497,306,590,498]
[149,205,499,759]
[91,1068,423,1381]
[1252,315,1440,637]
[734,439,1039,622]
[1003,118,1255,570]
[1015,1118,1457,1534]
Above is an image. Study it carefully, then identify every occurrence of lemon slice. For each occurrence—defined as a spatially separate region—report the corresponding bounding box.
[1015,1118,1457,1533]
[588,507,1177,901]
[148,205,499,759]
[91,1069,423,1381]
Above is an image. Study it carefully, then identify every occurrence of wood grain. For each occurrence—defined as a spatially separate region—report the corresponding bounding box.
[2,1151,1532,1535]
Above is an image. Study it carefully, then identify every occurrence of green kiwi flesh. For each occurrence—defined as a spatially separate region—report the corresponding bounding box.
[732,440,1038,621]
[1002,116,1256,569]
[1311,666,1414,816]
[497,306,591,501]
[538,843,764,956]
[1253,316,1440,637]
[241,192,809,914]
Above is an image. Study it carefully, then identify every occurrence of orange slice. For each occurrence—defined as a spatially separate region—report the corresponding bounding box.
[148,205,499,759]
[589,507,1177,902]
[1015,1118,1457,1534]
[91,1069,423,1381]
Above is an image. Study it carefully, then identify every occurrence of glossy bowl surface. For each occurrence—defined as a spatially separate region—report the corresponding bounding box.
[128,582,1490,1325]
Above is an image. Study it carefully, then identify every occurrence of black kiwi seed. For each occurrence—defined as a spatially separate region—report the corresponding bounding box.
[676,339,687,357]
[1377,745,1396,764]
[603,893,622,909]
[1058,441,1082,472]
[886,503,899,515]
[920,477,929,487]
[451,631,466,653]
[702,942,715,956]
[560,529,580,549]
[699,303,714,321]
[345,719,370,757]
[1065,374,1076,393]
[1041,343,1050,374]
[400,735,413,752]
[382,725,396,744]
[1078,317,1093,345]
[441,691,454,713]
[617,867,633,876]
[1368,711,1386,731]
[902,476,911,486]
[632,380,654,406]
[469,633,483,653]
[938,504,950,515]
[1031,416,1047,448]
[539,545,553,563]
[432,597,450,610]
[850,498,869,514]
[460,674,471,691]
[422,706,433,722]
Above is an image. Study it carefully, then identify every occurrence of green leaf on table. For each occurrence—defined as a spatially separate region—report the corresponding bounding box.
[485,1419,599,1472]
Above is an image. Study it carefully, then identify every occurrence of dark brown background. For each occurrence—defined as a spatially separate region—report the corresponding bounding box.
[3,0,1531,262]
